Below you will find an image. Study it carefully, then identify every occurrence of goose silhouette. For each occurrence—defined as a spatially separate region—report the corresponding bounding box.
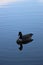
[16,32,33,51]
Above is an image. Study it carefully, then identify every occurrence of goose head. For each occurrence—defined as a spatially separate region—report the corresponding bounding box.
[18,32,22,39]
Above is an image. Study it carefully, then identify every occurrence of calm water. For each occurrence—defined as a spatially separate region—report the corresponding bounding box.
[0,1,43,65]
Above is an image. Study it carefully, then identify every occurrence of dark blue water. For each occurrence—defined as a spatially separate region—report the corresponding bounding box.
[0,1,43,65]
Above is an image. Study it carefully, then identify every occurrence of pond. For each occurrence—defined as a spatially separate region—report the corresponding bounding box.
[0,0,43,65]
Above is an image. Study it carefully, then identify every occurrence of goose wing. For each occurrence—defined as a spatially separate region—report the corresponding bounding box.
[22,33,33,40]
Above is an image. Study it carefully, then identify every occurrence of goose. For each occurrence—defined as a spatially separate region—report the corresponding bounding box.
[16,32,33,44]
[16,32,33,51]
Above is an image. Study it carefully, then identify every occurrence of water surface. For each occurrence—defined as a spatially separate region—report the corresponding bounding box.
[0,0,43,65]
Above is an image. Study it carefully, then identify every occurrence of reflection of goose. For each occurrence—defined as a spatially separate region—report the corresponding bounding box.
[16,32,33,51]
